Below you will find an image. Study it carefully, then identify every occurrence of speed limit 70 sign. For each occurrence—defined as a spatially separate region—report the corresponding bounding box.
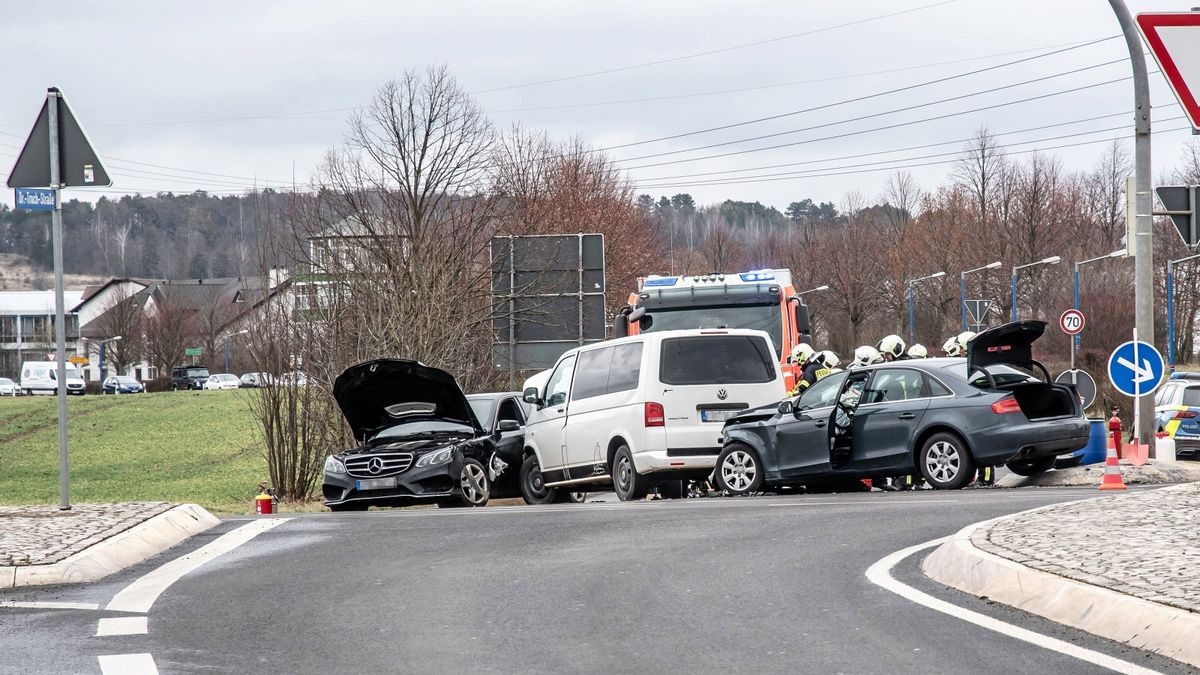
[1059,309,1085,335]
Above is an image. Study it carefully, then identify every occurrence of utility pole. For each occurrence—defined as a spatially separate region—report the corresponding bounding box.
[1109,0,1155,449]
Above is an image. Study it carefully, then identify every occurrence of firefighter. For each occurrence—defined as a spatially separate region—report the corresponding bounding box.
[850,345,884,369]
[877,334,907,361]
[941,331,975,357]
[790,350,838,396]
[907,344,928,358]
[790,342,814,366]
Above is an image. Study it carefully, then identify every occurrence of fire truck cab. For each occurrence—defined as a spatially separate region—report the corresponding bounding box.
[613,269,812,391]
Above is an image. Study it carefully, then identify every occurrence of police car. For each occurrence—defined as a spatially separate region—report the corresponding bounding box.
[1154,372,1200,459]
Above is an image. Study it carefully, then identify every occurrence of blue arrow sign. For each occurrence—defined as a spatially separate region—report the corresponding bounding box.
[14,187,56,211]
[1107,340,1165,398]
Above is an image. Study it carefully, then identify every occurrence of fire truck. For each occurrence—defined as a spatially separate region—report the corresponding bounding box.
[613,269,812,391]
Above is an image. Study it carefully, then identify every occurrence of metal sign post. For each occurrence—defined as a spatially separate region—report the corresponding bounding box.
[7,87,112,510]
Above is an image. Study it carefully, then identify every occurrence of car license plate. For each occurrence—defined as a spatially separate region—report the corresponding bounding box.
[355,477,397,491]
[701,409,736,423]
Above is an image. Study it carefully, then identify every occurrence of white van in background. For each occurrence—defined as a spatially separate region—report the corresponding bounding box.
[20,361,86,396]
[519,329,785,503]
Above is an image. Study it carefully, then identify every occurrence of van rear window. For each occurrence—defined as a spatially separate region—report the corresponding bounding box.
[659,335,774,385]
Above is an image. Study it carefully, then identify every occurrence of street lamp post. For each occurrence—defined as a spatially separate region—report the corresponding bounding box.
[796,284,829,297]
[906,271,946,344]
[960,261,1002,331]
[1167,254,1200,368]
[1074,249,1127,355]
[1010,256,1061,322]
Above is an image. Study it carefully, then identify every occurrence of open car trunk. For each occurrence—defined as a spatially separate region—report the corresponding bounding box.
[967,320,1080,421]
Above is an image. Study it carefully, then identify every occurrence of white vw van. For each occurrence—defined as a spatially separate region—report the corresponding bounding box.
[20,361,86,396]
[519,329,785,502]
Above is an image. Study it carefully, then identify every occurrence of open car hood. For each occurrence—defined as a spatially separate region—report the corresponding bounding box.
[967,320,1046,375]
[333,359,483,443]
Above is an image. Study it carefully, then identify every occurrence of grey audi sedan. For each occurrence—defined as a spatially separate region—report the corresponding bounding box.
[715,321,1089,494]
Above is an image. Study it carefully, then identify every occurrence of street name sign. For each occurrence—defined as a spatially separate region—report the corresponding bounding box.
[1055,369,1097,409]
[1059,309,1085,336]
[185,347,203,357]
[1107,340,1165,398]
[1137,13,1200,130]
[14,187,56,211]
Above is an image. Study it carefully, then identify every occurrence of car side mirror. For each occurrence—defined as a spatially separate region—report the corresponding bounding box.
[777,399,794,415]
[497,419,521,433]
[522,387,542,408]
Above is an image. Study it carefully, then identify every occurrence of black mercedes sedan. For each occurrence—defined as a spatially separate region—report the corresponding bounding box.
[322,359,496,511]
[715,321,1089,494]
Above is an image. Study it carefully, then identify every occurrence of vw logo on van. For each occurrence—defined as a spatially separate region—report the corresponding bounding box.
[367,457,384,474]
[717,389,728,400]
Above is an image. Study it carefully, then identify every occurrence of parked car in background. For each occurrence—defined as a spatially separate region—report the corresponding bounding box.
[323,359,498,511]
[0,377,18,396]
[20,361,86,396]
[1154,373,1200,459]
[278,371,309,387]
[521,329,787,503]
[239,372,275,388]
[715,321,1089,495]
[172,365,210,390]
[102,375,145,394]
[203,373,241,390]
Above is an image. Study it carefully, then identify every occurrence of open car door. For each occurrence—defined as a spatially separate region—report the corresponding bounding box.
[828,370,872,469]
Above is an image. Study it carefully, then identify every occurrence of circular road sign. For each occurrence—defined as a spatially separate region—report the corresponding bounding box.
[1106,340,1165,398]
[1059,309,1085,335]
[1055,369,1097,409]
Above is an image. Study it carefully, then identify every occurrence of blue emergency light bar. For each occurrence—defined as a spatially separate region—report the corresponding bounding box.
[739,271,775,282]
[643,276,679,287]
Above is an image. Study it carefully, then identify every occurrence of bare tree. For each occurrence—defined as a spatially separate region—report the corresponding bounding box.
[92,287,145,375]
[143,298,197,379]
[1084,140,1132,245]
[954,127,1006,227]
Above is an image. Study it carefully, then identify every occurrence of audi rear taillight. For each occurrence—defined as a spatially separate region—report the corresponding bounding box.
[991,396,1022,415]
[645,402,665,427]
[1174,410,1198,419]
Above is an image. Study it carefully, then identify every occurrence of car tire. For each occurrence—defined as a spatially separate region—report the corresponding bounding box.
[917,432,976,490]
[456,458,490,507]
[715,443,764,496]
[1006,455,1057,477]
[328,503,368,512]
[612,445,649,501]
[657,479,685,500]
[520,454,558,505]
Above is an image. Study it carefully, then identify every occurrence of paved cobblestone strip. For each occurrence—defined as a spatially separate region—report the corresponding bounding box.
[972,483,1200,614]
[0,502,173,566]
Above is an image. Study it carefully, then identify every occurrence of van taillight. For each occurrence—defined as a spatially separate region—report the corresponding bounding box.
[991,396,1021,415]
[645,402,665,427]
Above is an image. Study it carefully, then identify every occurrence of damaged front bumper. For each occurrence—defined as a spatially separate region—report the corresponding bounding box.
[323,454,465,507]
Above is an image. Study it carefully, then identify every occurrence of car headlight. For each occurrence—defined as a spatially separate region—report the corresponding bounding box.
[415,447,455,468]
[324,455,346,474]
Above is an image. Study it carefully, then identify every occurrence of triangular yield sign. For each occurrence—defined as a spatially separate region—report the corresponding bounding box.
[7,88,111,189]
[1137,13,1200,131]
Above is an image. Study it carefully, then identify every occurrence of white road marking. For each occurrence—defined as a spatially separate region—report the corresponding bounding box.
[865,538,1161,675]
[96,616,148,636]
[0,601,100,610]
[768,499,957,506]
[106,518,290,614]
[98,653,158,675]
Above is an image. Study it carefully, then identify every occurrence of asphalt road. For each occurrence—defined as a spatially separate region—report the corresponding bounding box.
[1,487,1193,674]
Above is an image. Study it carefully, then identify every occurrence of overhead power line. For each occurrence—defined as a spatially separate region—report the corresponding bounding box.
[472,1,962,94]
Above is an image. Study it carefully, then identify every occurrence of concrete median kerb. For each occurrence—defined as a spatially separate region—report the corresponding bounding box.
[923,483,1200,668]
[0,502,219,589]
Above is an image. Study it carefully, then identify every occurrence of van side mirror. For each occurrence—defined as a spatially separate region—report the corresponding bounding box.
[522,387,542,407]
[497,419,521,433]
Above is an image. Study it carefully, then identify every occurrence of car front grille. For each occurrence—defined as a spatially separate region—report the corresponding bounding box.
[345,452,414,478]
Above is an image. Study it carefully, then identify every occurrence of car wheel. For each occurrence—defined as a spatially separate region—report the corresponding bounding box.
[520,454,558,505]
[1006,456,1057,477]
[612,445,648,501]
[554,490,587,504]
[715,444,764,496]
[328,503,368,512]
[917,432,976,489]
[657,479,685,500]
[457,458,490,507]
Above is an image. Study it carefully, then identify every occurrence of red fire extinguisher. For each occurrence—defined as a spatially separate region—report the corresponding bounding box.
[1108,408,1123,460]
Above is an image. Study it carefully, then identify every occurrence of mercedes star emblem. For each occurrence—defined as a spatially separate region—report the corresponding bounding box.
[367,457,384,474]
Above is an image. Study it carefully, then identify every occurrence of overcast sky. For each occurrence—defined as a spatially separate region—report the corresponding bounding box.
[1,0,1196,212]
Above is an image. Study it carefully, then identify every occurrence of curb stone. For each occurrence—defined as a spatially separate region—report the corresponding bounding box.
[923,511,1200,669]
[3,504,219,589]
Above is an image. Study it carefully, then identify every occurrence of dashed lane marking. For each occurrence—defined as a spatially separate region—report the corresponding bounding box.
[98,653,158,675]
[865,537,1161,675]
[96,616,148,636]
[106,518,290,614]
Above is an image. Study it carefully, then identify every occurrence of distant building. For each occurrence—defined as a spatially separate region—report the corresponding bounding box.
[0,290,85,379]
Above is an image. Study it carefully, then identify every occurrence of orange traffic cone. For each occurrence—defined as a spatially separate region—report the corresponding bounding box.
[1098,442,1127,491]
